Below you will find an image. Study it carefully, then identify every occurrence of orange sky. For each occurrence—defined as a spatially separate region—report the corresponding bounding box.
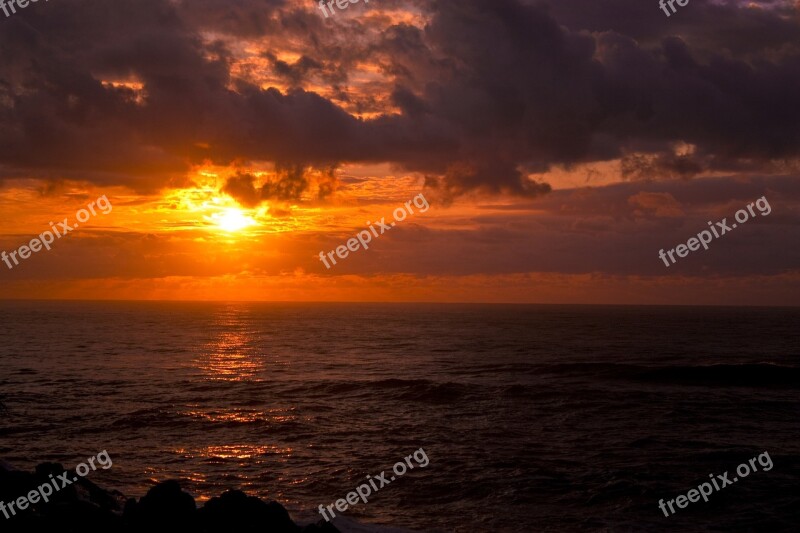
[0,0,798,305]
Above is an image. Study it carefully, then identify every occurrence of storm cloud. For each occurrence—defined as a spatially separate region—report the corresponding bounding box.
[0,0,799,200]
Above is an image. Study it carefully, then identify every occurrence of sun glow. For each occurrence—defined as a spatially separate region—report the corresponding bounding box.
[213,207,257,232]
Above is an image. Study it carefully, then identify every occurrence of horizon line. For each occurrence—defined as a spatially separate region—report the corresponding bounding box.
[0,298,797,308]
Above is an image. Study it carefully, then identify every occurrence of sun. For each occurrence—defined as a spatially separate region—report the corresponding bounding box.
[214,207,257,232]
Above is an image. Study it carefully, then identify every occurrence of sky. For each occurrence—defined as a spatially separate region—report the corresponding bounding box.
[0,0,798,304]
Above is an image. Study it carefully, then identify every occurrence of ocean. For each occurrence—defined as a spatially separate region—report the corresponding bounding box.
[0,302,798,531]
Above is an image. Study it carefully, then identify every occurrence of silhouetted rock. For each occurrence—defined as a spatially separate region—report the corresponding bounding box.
[301,520,343,533]
[0,461,125,532]
[124,479,198,529]
[0,462,340,533]
[198,489,299,532]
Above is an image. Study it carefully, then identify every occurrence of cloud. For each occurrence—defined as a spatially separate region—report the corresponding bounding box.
[220,166,338,206]
[628,192,685,218]
[0,0,799,197]
[221,168,308,204]
[621,151,706,181]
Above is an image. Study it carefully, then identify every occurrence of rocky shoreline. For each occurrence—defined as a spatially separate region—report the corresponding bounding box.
[0,460,339,532]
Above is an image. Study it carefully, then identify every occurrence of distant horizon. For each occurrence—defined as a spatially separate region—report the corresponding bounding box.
[1,298,798,308]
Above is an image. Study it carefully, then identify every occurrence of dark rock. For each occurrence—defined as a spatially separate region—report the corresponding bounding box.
[0,462,340,533]
[1,462,126,532]
[198,489,300,533]
[126,479,197,528]
[301,520,343,532]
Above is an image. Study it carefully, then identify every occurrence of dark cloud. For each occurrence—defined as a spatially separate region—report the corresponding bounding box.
[221,173,262,207]
[404,0,800,184]
[546,0,800,55]
[425,159,552,198]
[175,0,287,37]
[221,165,338,205]
[1,0,799,198]
[621,152,706,181]
[265,53,325,87]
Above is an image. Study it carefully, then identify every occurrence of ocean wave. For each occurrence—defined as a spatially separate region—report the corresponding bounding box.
[637,363,800,387]
[278,379,472,404]
[534,362,800,387]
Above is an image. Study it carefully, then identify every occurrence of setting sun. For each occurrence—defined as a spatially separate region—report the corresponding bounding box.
[213,207,256,232]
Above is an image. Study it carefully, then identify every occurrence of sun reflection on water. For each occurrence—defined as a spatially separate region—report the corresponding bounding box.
[180,406,298,424]
[195,305,263,382]
[198,331,260,381]
[177,306,303,504]
[174,444,294,461]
